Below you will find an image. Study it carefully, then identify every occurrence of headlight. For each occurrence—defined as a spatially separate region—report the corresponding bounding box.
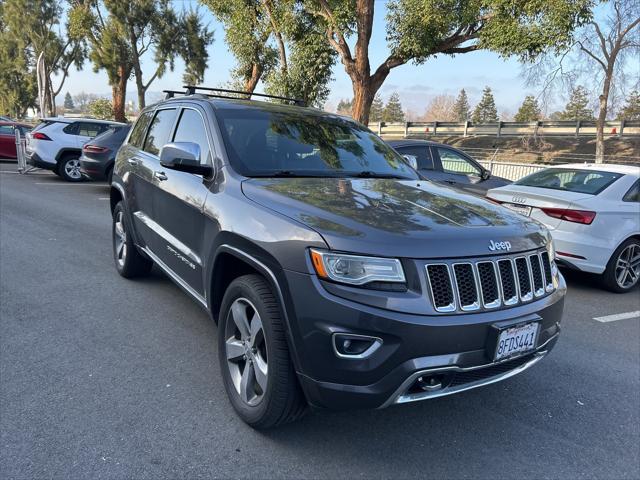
[310,249,406,286]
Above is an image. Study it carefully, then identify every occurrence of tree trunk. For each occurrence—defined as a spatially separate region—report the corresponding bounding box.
[112,66,128,122]
[352,79,375,124]
[595,68,613,164]
[244,63,262,95]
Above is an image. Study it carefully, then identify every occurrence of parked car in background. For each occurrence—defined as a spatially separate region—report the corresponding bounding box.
[388,139,511,195]
[26,117,126,181]
[80,124,131,183]
[487,163,640,292]
[0,116,14,122]
[0,122,32,159]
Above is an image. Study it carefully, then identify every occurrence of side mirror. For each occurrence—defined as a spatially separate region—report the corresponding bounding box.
[402,154,418,170]
[159,142,212,176]
[481,169,492,180]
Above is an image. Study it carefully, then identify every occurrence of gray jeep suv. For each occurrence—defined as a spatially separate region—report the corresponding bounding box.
[110,86,566,428]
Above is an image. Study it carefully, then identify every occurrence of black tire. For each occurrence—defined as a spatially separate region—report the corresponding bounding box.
[112,201,153,278]
[218,274,306,429]
[602,238,640,293]
[106,165,114,185]
[58,154,83,182]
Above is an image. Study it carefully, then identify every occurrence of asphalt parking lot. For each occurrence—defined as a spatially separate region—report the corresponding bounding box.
[1,161,639,479]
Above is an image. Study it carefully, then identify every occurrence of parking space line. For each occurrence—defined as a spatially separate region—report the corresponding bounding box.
[593,311,640,323]
[34,182,107,186]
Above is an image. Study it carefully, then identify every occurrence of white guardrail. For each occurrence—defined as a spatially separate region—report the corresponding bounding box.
[370,120,640,138]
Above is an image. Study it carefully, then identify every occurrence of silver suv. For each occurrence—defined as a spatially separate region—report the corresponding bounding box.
[26,117,125,181]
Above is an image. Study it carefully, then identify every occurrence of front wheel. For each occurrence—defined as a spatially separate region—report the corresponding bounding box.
[218,274,306,428]
[602,238,640,293]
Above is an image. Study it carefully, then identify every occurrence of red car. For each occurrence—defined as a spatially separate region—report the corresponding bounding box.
[0,121,32,159]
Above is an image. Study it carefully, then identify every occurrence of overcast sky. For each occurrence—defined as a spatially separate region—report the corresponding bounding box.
[55,0,625,116]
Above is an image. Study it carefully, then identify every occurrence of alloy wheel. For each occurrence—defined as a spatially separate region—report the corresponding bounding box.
[225,298,268,406]
[64,159,82,180]
[114,211,127,267]
[615,243,640,289]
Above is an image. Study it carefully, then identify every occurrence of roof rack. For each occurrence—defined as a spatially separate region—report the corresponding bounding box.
[183,85,306,106]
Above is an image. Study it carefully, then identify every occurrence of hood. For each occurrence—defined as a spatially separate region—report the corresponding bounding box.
[242,178,549,258]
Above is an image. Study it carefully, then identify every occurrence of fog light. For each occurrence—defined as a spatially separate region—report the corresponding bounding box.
[417,375,444,391]
[332,333,382,359]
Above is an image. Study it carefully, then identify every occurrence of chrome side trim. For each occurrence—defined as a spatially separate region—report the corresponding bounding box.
[379,332,559,408]
[331,333,383,359]
[134,211,202,266]
[141,246,207,308]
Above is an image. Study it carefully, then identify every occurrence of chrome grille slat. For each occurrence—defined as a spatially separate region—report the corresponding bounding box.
[425,249,555,313]
[453,263,480,311]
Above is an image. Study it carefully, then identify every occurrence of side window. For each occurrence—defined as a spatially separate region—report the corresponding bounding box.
[143,109,177,156]
[438,148,480,176]
[396,146,433,170]
[128,112,153,148]
[74,122,103,137]
[172,109,211,165]
[0,125,14,135]
[623,179,640,202]
[63,123,78,135]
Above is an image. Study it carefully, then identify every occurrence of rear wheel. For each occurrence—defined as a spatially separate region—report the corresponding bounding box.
[218,274,306,428]
[602,238,640,293]
[112,201,153,278]
[58,155,83,182]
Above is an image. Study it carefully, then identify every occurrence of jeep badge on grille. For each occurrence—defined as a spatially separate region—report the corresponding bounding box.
[489,240,512,252]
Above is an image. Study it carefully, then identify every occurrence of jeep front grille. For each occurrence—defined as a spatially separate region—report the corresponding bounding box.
[425,249,555,313]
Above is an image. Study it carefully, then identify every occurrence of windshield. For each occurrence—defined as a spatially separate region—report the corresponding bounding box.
[216,107,418,179]
[515,168,623,195]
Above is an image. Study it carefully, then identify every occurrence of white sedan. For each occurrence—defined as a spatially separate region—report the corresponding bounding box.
[487,163,640,293]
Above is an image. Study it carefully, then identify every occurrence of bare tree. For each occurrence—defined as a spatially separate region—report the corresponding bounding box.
[526,1,639,162]
[578,1,640,162]
[421,95,456,122]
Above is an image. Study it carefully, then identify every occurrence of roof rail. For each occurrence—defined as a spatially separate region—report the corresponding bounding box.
[163,90,185,100]
[183,85,306,106]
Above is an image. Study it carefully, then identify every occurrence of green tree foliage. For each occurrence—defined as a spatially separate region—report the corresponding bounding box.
[0,3,37,118]
[2,0,85,116]
[514,95,541,122]
[472,87,499,123]
[203,1,335,105]
[560,86,594,120]
[369,94,384,122]
[88,98,114,120]
[64,92,75,110]
[617,90,640,121]
[453,89,470,122]
[383,92,405,122]
[69,1,213,121]
[336,98,353,116]
[180,11,214,86]
[301,0,592,124]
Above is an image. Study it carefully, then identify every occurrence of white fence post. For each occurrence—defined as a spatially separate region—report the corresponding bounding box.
[575,120,581,138]
[377,121,382,136]
[463,121,469,137]
[404,121,409,138]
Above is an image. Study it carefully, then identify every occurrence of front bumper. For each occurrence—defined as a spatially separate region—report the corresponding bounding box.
[283,270,566,410]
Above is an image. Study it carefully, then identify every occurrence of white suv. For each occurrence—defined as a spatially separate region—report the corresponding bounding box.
[26,117,125,181]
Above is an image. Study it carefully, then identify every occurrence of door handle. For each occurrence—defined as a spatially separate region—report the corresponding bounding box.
[444,180,456,184]
[154,171,168,181]
[127,158,139,166]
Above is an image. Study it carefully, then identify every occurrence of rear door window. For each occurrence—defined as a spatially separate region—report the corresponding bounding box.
[395,145,434,170]
[515,168,623,195]
[143,109,177,156]
[0,125,14,135]
[128,112,153,148]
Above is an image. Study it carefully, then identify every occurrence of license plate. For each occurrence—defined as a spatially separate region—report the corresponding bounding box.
[503,203,532,216]
[494,322,539,361]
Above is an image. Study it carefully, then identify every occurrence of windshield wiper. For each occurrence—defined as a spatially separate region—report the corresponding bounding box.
[349,171,410,179]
